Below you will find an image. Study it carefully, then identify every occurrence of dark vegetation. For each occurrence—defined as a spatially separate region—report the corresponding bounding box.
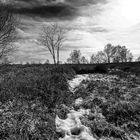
[66,44,134,64]
[0,62,140,139]
[0,61,140,75]
[0,62,140,77]
[65,61,140,74]
[0,65,75,140]
[74,73,140,140]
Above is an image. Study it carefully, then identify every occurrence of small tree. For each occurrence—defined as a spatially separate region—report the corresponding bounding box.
[96,51,107,63]
[104,43,114,63]
[45,59,50,64]
[126,50,133,62]
[66,58,72,64]
[39,23,66,64]
[104,44,133,63]
[112,45,122,62]
[136,56,140,62]
[0,56,11,64]
[0,3,17,60]
[90,54,97,64]
[67,50,81,64]
[80,56,89,64]
[112,45,133,62]
[90,51,107,64]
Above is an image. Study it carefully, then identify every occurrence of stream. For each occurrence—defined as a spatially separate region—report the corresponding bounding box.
[55,74,96,140]
[68,74,89,92]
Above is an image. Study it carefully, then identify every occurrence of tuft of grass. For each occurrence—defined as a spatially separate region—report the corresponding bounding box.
[94,65,108,74]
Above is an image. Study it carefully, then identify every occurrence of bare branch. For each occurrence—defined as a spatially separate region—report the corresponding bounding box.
[0,3,18,60]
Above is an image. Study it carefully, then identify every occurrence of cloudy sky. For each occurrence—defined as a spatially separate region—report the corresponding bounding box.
[3,0,140,63]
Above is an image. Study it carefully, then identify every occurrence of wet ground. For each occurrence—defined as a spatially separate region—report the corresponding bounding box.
[56,74,96,140]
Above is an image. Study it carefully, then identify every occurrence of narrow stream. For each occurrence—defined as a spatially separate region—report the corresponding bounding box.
[68,74,89,92]
[55,74,96,140]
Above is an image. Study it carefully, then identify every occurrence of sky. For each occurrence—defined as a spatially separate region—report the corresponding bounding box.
[2,0,140,63]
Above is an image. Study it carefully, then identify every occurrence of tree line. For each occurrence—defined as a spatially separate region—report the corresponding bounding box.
[66,44,135,64]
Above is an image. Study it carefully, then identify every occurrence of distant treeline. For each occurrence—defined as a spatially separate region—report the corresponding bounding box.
[66,43,140,64]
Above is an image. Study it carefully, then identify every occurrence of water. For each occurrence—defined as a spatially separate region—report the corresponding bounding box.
[55,74,96,140]
[68,74,89,92]
[55,109,96,140]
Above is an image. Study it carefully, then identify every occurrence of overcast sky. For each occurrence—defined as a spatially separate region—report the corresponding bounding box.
[3,0,140,63]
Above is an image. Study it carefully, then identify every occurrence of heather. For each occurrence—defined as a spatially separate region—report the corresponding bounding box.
[0,65,140,140]
[0,65,75,139]
[73,71,140,140]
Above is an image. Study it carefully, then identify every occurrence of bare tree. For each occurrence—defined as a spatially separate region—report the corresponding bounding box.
[39,23,66,64]
[0,3,17,61]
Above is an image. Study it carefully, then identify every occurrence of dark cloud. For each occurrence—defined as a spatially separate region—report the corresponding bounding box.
[11,4,77,19]
[6,0,106,19]
[66,0,107,7]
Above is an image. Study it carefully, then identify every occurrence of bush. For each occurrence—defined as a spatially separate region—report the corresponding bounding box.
[0,66,74,108]
[94,65,108,73]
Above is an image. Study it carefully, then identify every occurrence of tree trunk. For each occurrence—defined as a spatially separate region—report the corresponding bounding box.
[52,45,56,64]
[57,47,60,64]
[52,53,56,64]
[107,55,110,63]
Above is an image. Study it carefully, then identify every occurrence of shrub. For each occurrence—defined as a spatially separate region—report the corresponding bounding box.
[0,66,74,109]
[94,65,108,73]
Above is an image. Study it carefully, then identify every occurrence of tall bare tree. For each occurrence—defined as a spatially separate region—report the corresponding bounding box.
[0,3,17,61]
[39,23,66,64]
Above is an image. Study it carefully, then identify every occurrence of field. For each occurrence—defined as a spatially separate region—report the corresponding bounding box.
[0,63,140,140]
